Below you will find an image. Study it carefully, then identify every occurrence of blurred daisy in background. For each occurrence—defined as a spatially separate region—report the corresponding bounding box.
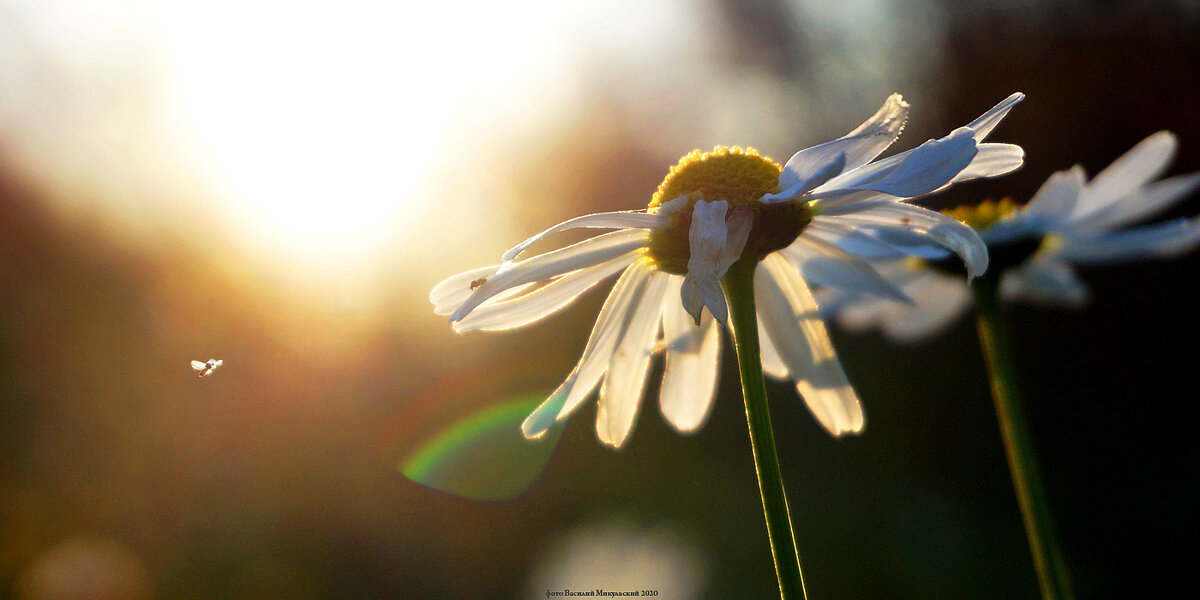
[432,92,1024,448]
[820,131,1200,342]
[817,130,1200,600]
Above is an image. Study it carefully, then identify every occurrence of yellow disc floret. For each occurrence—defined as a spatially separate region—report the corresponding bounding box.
[941,198,1018,231]
[646,146,813,275]
[649,146,783,210]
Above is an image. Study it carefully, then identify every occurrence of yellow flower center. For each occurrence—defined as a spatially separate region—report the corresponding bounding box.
[646,146,812,275]
[649,146,783,210]
[940,198,1018,231]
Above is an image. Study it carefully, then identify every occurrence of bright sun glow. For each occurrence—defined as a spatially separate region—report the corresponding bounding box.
[160,0,576,273]
[2,0,693,306]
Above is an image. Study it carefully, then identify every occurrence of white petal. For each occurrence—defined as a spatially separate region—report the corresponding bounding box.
[879,273,972,342]
[816,201,989,278]
[1072,131,1178,223]
[1022,166,1085,225]
[453,250,640,332]
[717,208,754,268]
[944,142,1025,185]
[1073,172,1200,231]
[557,261,655,421]
[679,275,706,325]
[1001,257,1088,307]
[449,229,648,322]
[682,201,751,324]
[596,270,670,448]
[659,277,723,433]
[430,265,502,314]
[502,211,665,261]
[818,127,978,198]
[826,288,896,333]
[963,92,1024,140]
[805,220,950,260]
[780,238,912,302]
[1053,217,1200,265]
[762,153,846,203]
[818,261,967,342]
[756,255,864,436]
[808,93,1024,207]
[778,93,909,190]
[522,371,576,439]
[811,258,960,343]
[655,194,689,217]
[757,317,790,379]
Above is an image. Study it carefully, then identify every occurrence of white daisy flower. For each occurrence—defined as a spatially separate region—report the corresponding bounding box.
[821,132,1200,342]
[431,92,1025,448]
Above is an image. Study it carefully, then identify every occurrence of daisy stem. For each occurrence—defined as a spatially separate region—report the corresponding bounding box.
[723,258,808,600]
[972,273,1075,600]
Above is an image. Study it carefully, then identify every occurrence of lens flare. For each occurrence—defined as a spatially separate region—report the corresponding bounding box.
[400,394,566,501]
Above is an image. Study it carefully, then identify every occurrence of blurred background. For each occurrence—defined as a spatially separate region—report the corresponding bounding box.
[1,0,1197,598]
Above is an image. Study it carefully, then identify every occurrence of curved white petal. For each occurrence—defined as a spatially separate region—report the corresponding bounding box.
[944,142,1025,185]
[681,202,752,324]
[1001,257,1089,307]
[1053,217,1200,265]
[878,273,972,342]
[1072,131,1178,223]
[449,229,648,322]
[805,220,951,260]
[778,94,909,191]
[659,277,722,433]
[431,265,502,314]
[757,317,790,379]
[756,256,864,436]
[817,201,989,279]
[817,127,979,198]
[453,250,639,332]
[502,211,664,261]
[596,270,670,448]
[808,93,1023,208]
[1023,166,1085,226]
[522,371,577,439]
[762,153,845,203]
[1072,172,1200,231]
[821,263,970,343]
[557,261,655,422]
[964,92,1025,141]
[781,237,911,302]
[828,290,898,333]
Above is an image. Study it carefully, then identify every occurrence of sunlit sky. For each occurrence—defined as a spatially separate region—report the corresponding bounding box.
[0,0,950,310]
[0,0,700,303]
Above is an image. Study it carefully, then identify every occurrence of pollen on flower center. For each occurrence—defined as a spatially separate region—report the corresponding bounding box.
[649,146,782,210]
[646,146,812,275]
[941,198,1018,231]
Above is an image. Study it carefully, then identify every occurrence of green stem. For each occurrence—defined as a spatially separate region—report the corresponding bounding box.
[723,258,808,600]
[972,273,1075,600]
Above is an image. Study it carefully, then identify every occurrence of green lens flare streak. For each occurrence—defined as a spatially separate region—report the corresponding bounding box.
[724,258,808,600]
[973,272,1076,600]
[402,394,565,501]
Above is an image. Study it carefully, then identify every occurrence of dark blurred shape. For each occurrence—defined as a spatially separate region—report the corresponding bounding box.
[708,0,808,79]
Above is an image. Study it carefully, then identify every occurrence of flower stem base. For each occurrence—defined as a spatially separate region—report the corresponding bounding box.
[723,258,808,600]
[973,272,1076,600]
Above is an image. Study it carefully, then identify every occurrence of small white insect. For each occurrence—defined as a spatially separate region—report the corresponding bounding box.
[191,359,223,378]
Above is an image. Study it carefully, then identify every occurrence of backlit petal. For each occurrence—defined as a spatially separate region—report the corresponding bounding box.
[756,256,864,435]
